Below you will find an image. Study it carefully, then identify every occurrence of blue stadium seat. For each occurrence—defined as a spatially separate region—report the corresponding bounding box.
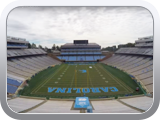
[86,56,94,61]
[7,84,18,94]
[94,56,101,60]
[62,56,68,61]
[77,56,85,61]
[57,56,62,59]
[7,44,27,47]
[7,78,23,86]
[100,56,105,59]
[61,52,69,55]
[94,52,101,54]
[68,56,77,61]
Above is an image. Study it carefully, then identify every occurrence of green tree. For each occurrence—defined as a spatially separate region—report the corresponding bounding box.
[47,49,52,53]
[56,45,61,51]
[56,46,59,50]
[44,46,48,51]
[52,44,56,50]
[126,43,135,47]
[38,45,43,49]
[28,43,31,48]
[31,43,37,48]
[102,46,117,52]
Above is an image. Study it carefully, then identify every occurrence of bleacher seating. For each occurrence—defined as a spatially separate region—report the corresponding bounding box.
[102,48,153,93]
[91,100,141,113]
[57,55,105,61]
[62,56,68,61]
[116,48,153,56]
[120,96,153,111]
[7,78,23,87]
[7,73,26,82]
[60,51,102,55]
[58,40,105,61]
[7,98,44,113]
[100,56,105,59]
[7,55,61,79]
[68,56,77,61]
[7,96,153,113]
[141,77,153,86]
[145,84,153,93]
[7,84,18,94]
[27,101,79,113]
[61,48,100,51]
[7,49,46,57]
[86,56,94,61]
[94,56,101,60]
[7,44,27,47]
[93,52,101,54]
[77,56,85,61]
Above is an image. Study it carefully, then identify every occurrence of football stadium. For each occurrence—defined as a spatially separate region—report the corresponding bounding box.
[7,36,153,113]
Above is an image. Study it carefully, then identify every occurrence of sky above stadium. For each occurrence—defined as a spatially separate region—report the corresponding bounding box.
[7,7,153,48]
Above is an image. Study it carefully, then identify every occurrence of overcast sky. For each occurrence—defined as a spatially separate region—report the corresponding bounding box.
[7,7,153,48]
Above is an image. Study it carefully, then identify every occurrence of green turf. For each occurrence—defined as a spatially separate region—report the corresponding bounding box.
[20,63,144,98]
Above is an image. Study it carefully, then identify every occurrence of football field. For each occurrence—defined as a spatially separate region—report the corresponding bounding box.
[20,63,143,98]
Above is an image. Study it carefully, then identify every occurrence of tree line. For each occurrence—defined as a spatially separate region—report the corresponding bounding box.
[28,43,61,53]
[101,43,135,52]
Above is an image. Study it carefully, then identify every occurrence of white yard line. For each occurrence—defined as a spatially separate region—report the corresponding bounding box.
[70,66,76,88]
[31,64,65,94]
[97,64,134,93]
[87,66,94,88]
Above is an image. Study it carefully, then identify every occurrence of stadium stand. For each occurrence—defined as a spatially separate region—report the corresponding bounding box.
[7,98,44,113]
[119,96,153,111]
[101,36,153,94]
[7,36,29,49]
[7,80,20,96]
[7,49,46,57]
[7,96,152,113]
[27,100,79,113]
[57,40,105,61]
[68,56,77,61]
[7,85,18,94]
[91,100,141,113]
[102,56,153,93]
[115,47,153,56]
[7,36,61,94]
[7,55,61,80]
[7,36,153,113]
[7,78,23,87]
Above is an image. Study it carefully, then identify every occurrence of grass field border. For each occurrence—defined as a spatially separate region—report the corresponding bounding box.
[97,64,134,93]
[20,63,144,99]
[31,64,65,94]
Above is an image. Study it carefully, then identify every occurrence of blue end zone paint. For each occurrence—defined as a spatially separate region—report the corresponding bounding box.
[55,88,66,93]
[109,87,118,92]
[66,88,72,93]
[48,87,56,92]
[74,97,90,109]
[48,87,119,93]
[82,88,90,93]
[100,87,108,92]
[79,70,87,73]
[90,88,101,93]
[73,88,81,93]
